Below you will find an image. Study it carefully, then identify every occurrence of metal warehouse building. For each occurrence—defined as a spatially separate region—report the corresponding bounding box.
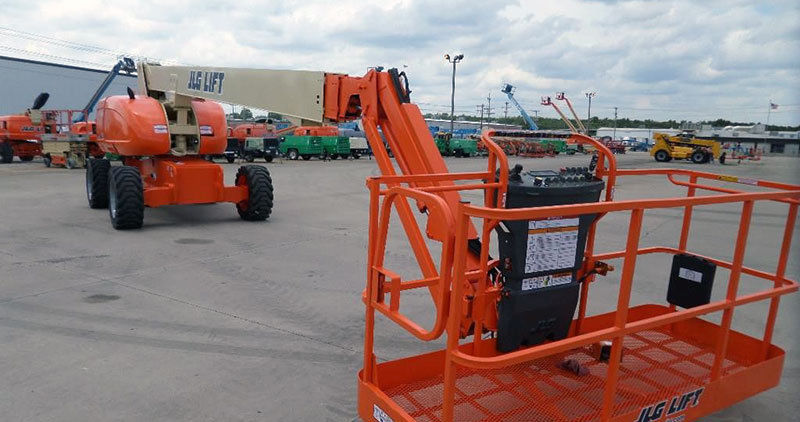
[0,55,137,118]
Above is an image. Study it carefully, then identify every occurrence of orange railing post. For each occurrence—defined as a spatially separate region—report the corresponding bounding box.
[761,202,798,359]
[600,208,644,420]
[711,200,754,380]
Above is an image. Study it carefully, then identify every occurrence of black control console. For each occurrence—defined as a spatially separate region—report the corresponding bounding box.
[496,164,605,352]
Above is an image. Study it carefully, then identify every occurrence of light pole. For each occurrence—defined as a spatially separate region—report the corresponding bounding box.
[444,53,464,134]
[585,91,596,135]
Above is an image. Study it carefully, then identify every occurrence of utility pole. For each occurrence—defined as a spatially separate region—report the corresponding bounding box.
[485,93,492,123]
[585,92,596,135]
[504,102,509,119]
[444,53,464,134]
[532,110,539,121]
[613,106,618,140]
[477,104,485,133]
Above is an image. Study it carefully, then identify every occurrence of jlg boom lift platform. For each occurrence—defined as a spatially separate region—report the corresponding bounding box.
[108,62,798,421]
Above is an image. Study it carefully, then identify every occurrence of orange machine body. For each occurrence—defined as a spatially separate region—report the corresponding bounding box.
[95,94,239,209]
[294,125,338,136]
[0,113,48,160]
[96,96,227,156]
[230,122,273,141]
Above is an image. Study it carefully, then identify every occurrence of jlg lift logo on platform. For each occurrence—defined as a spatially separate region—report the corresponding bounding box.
[21,126,43,132]
[187,70,225,95]
[634,388,704,422]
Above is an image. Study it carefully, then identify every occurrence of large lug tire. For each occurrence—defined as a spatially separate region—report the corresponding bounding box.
[235,165,273,221]
[108,166,144,230]
[287,149,299,160]
[86,158,111,209]
[691,150,706,164]
[654,150,670,162]
[0,142,13,163]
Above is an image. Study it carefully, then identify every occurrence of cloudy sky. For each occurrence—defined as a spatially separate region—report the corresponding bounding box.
[1,0,798,125]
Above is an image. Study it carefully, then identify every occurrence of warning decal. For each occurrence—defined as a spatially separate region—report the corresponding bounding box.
[525,218,579,274]
[521,272,572,291]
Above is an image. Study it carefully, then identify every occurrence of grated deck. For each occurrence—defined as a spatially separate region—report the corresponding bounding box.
[385,329,743,422]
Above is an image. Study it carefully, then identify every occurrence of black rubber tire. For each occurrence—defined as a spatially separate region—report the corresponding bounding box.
[108,166,144,230]
[351,153,360,159]
[43,156,51,167]
[654,150,670,162]
[0,142,13,163]
[265,155,274,163]
[226,155,235,163]
[301,155,311,161]
[66,156,76,169]
[287,149,299,160]
[691,150,706,164]
[719,153,726,164]
[235,165,273,221]
[244,154,255,163]
[86,158,111,209]
[20,156,34,162]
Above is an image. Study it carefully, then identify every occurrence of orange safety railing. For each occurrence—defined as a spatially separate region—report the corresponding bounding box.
[359,131,799,422]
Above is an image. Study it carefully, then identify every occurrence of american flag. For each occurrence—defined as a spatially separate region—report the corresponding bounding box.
[770,102,779,110]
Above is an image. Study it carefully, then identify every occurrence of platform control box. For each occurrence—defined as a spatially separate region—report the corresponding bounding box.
[496,165,605,352]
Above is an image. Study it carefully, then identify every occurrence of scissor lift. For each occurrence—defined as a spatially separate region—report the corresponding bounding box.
[358,131,799,422]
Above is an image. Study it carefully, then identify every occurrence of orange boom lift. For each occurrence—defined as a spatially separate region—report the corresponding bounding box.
[114,62,798,420]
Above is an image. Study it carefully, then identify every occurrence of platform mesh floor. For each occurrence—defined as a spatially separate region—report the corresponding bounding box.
[385,329,744,422]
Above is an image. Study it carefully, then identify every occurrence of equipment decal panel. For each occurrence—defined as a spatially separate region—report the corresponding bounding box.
[521,272,572,291]
[525,217,579,274]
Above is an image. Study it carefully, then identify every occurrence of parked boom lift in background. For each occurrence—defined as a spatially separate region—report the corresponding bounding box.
[501,83,538,130]
[0,93,50,163]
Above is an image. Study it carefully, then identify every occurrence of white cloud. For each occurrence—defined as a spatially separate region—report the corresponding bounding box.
[1,0,798,125]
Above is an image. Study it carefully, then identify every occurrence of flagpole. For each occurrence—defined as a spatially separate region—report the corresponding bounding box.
[767,99,772,129]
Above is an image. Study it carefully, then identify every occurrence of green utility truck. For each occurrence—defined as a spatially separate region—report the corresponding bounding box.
[449,138,477,157]
[279,135,323,160]
[434,132,477,157]
[320,136,351,159]
[538,139,577,155]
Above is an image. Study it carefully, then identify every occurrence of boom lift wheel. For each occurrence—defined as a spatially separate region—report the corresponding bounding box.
[86,158,111,209]
[43,155,52,167]
[108,166,144,230]
[287,149,299,160]
[20,156,34,162]
[654,149,671,162]
[235,165,273,221]
[0,142,13,163]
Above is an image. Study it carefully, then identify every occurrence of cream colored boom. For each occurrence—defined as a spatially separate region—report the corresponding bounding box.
[137,62,327,122]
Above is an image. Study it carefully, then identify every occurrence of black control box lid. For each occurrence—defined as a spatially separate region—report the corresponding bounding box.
[506,166,605,198]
